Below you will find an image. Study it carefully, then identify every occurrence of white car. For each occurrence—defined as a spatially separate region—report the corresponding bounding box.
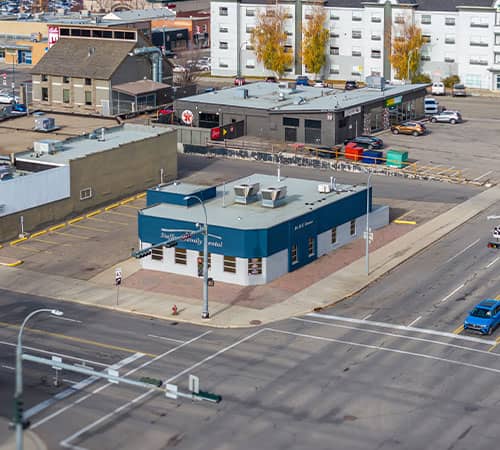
[431,82,445,96]
[0,92,19,103]
[424,97,439,115]
[430,110,462,124]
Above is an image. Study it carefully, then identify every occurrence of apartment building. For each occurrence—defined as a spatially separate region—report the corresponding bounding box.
[210,0,500,90]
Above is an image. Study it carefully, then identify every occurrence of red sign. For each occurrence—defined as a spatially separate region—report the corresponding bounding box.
[48,26,60,48]
[210,127,221,140]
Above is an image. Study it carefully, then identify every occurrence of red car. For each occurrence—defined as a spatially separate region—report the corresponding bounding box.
[234,77,246,86]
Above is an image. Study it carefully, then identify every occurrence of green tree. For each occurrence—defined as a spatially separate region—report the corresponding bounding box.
[249,6,293,78]
[390,19,425,81]
[302,6,329,79]
[442,75,460,88]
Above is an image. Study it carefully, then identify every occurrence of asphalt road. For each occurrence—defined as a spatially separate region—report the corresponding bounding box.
[1,198,499,449]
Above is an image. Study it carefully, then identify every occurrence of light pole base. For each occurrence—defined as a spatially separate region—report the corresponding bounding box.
[201,312,210,319]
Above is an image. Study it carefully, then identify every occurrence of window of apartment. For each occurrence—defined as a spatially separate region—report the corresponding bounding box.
[291,245,298,265]
[41,74,48,82]
[174,248,187,265]
[445,17,455,26]
[219,7,228,16]
[81,29,91,37]
[352,47,362,57]
[80,187,92,200]
[421,15,431,25]
[496,74,500,90]
[470,36,489,47]
[245,25,255,33]
[469,56,488,65]
[330,30,339,38]
[219,41,229,49]
[331,227,337,244]
[394,15,405,24]
[371,49,381,59]
[465,73,482,87]
[62,89,70,104]
[352,65,362,75]
[496,12,500,26]
[330,46,339,55]
[470,17,488,28]
[151,247,163,261]
[422,34,431,43]
[283,117,299,127]
[350,220,356,236]
[284,45,293,53]
[352,12,362,21]
[102,30,112,39]
[60,28,70,36]
[219,25,228,33]
[330,64,340,74]
[421,53,431,61]
[245,59,255,68]
[124,31,135,40]
[63,76,70,83]
[330,13,339,20]
[495,34,500,45]
[444,53,455,63]
[223,255,237,273]
[218,59,229,68]
[445,34,455,44]
[371,69,381,77]
[41,87,48,101]
[371,14,381,23]
[494,52,500,64]
[246,8,255,16]
[308,237,314,257]
[371,33,381,41]
[83,78,91,86]
[84,91,92,106]
[248,257,262,275]
[352,30,362,39]
[246,43,254,50]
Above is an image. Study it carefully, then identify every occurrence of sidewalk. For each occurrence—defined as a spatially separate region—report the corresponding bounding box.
[0,185,498,328]
[0,418,47,450]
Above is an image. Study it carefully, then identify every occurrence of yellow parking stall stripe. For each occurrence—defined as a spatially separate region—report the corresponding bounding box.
[29,238,64,245]
[496,295,500,300]
[121,204,141,210]
[393,219,417,225]
[135,192,146,199]
[49,223,66,232]
[86,209,102,218]
[120,197,136,205]
[0,260,24,267]
[488,337,500,352]
[453,324,464,335]
[70,224,109,232]
[395,209,415,220]
[10,237,28,246]
[30,230,48,238]
[104,203,120,211]
[68,216,84,225]
[104,210,136,218]
[53,231,90,240]
[87,217,128,225]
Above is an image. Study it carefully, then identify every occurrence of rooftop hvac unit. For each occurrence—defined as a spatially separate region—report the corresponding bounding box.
[261,186,287,208]
[318,183,332,194]
[365,76,385,90]
[233,182,260,204]
[34,140,60,156]
[34,117,56,131]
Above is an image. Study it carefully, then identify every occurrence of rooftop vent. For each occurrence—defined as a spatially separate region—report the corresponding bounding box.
[33,140,61,156]
[88,47,96,57]
[318,183,332,194]
[234,88,249,99]
[365,76,385,90]
[293,96,306,105]
[261,186,287,208]
[233,182,260,204]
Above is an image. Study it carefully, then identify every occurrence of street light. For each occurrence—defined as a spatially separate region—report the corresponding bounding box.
[407,49,416,84]
[236,41,249,79]
[15,308,63,450]
[365,171,373,275]
[183,195,210,319]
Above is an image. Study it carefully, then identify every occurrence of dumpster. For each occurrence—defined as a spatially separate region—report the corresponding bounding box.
[345,145,363,161]
[362,150,383,164]
[386,149,408,168]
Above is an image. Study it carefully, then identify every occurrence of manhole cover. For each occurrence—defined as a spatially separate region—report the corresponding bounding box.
[343,415,357,421]
[249,320,262,325]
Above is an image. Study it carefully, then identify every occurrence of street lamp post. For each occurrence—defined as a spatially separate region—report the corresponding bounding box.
[15,308,63,450]
[407,49,415,84]
[365,171,373,276]
[183,195,210,319]
[11,56,15,101]
[236,41,248,79]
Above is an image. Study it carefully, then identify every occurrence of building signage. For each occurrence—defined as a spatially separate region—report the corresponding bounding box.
[160,228,223,249]
[385,96,402,107]
[181,109,194,125]
[344,106,361,118]
[48,26,60,48]
[293,220,314,232]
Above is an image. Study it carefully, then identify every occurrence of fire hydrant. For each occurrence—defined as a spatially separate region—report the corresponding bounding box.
[172,304,178,316]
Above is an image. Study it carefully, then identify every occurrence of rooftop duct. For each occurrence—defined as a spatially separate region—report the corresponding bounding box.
[233,182,260,204]
[261,186,287,208]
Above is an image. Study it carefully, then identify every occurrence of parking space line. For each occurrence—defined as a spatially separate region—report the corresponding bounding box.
[104,210,136,218]
[474,170,492,181]
[49,224,66,232]
[0,260,24,267]
[147,334,185,344]
[53,231,90,240]
[440,284,465,303]
[362,314,372,320]
[10,237,28,246]
[86,210,101,218]
[30,238,67,245]
[453,325,464,335]
[135,192,146,199]
[394,209,414,221]
[30,230,48,238]
[69,224,109,232]
[68,217,84,225]
[445,239,480,263]
[486,257,499,268]
[394,219,417,225]
[87,217,128,225]
[121,204,141,210]
[104,203,120,211]
[407,316,422,327]
[120,197,136,205]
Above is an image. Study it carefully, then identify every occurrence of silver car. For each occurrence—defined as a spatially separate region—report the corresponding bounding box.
[430,110,462,124]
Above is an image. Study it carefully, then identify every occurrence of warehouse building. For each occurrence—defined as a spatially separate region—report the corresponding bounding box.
[138,173,389,286]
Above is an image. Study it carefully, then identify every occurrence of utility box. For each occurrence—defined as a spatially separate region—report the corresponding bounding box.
[34,117,57,132]
[362,150,384,164]
[386,149,408,168]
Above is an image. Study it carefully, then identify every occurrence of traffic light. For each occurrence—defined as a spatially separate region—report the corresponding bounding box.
[13,396,23,424]
[165,241,178,248]
[132,248,152,259]
[197,257,203,277]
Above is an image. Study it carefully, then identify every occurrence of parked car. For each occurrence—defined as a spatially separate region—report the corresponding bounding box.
[0,91,19,103]
[452,83,467,97]
[313,80,326,88]
[265,76,277,83]
[196,61,211,71]
[424,97,439,115]
[431,82,445,96]
[430,110,462,124]
[234,77,246,86]
[344,135,384,149]
[295,75,309,86]
[463,299,500,335]
[344,80,359,90]
[391,121,426,136]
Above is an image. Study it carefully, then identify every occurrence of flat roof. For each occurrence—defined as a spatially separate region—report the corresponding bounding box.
[15,123,173,166]
[141,173,366,230]
[178,82,427,113]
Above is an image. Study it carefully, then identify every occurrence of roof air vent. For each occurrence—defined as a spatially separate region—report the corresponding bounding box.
[233,182,260,204]
[261,186,287,208]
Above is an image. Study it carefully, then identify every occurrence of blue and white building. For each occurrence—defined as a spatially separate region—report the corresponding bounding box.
[138,173,389,285]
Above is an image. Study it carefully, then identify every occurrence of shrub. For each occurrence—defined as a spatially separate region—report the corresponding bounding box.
[442,75,460,89]
[411,73,432,84]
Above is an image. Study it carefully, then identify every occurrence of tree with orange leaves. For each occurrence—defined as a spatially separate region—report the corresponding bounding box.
[302,6,329,79]
[390,19,425,81]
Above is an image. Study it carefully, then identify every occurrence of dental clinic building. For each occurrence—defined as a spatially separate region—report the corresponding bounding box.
[138,173,389,286]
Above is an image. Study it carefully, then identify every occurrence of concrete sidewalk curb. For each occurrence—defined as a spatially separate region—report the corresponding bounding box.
[0,186,498,328]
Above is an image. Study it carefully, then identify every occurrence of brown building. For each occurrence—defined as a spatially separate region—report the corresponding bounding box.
[152,10,210,49]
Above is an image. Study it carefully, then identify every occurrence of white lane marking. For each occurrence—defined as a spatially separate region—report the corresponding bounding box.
[148,334,185,344]
[0,341,109,368]
[440,283,465,303]
[63,379,78,385]
[304,313,496,346]
[486,257,499,269]
[269,328,500,374]
[26,352,144,421]
[474,170,492,181]
[294,317,500,357]
[2,364,14,370]
[445,238,480,264]
[60,329,262,449]
[52,316,83,324]
[362,314,372,321]
[407,316,422,327]
[40,330,211,431]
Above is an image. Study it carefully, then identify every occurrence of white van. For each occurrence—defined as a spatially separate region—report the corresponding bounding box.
[431,82,445,96]
[424,97,439,115]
